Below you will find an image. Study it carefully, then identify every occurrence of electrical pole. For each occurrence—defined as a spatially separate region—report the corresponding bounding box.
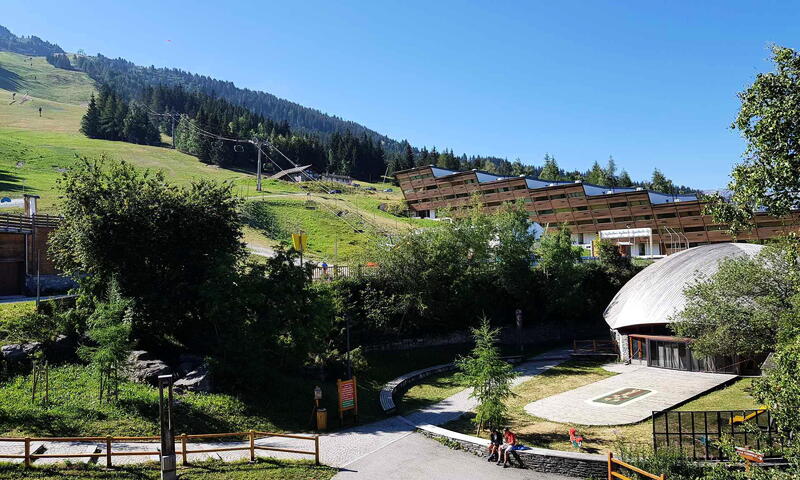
[254,138,263,192]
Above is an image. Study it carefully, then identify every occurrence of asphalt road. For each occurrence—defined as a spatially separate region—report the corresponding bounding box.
[333,433,577,480]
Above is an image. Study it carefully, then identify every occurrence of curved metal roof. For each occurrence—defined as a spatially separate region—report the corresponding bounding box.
[603,243,764,330]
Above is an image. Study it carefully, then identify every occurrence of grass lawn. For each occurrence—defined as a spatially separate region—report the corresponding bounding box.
[0,458,335,479]
[0,301,36,340]
[441,359,759,454]
[0,52,97,105]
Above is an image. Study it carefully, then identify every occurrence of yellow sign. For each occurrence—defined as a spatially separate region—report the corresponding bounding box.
[292,233,308,252]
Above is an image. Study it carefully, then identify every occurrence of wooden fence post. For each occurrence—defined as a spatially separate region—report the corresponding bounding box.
[180,433,188,466]
[249,430,255,462]
[24,437,30,468]
[607,451,612,480]
[106,436,112,468]
[314,435,320,465]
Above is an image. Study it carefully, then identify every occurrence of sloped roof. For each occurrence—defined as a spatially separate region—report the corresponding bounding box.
[603,243,764,330]
[269,165,313,180]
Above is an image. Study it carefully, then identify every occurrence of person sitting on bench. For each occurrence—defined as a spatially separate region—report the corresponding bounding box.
[498,427,519,468]
[487,428,502,462]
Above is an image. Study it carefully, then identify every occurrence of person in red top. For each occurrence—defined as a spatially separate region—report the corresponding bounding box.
[497,427,518,468]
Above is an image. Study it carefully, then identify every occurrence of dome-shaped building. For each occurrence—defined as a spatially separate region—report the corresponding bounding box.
[604,243,764,373]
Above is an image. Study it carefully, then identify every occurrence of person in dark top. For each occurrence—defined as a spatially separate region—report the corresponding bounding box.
[487,428,502,462]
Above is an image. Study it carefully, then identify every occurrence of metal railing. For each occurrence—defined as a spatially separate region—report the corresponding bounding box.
[652,409,779,461]
[0,430,320,467]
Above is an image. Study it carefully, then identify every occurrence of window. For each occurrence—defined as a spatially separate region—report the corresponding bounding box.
[550,193,567,200]
[596,217,612,224]
[684,226,705,232]
[589,204,609,210]
[656,212,677,219]
[498,187,511,192]
[456,193,469,198]
[534,195,549,202]
[568,191,585,198]
[555,207,573,213]
[707,225,729,231]
[523,197,532,203]
[630,200,649,206]
[577,219,594,225]
[609,202,628,208]
[574,205,589,211]
[679,210,701,217]
[514,184,527,190]
[425,185,437,190]
[634,215,652,221]
[464,179,476,184]
[537,209,554,215]
[614,216,632,223]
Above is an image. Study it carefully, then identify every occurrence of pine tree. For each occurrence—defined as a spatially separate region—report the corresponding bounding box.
[605,156,618,186]
[650,168,674,193]
[456,318,515,432]
[80,94,101,138]
[618,170,633,187]
[539,154,561,180]
[99,91,118,140]
[403,142,414,170]
[586,161,608,185]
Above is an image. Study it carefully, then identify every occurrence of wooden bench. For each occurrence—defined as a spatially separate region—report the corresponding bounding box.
[379,355,527,414]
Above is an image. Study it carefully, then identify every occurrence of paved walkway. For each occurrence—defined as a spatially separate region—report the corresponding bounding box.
[0,349,573,478]
[334,432,574,480]
[524,363,736,425]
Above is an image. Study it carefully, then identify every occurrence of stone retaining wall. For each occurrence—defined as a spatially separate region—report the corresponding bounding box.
[417,425,607,479]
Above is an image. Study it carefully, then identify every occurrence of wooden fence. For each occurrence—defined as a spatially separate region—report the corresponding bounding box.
[0,431,319,468]
[0,213,61,231]
[607,452,664,480]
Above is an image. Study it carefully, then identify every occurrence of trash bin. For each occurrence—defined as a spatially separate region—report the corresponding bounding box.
[316,408,328,431]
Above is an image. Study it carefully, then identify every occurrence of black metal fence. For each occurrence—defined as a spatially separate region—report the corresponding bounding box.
[652,409,780,460]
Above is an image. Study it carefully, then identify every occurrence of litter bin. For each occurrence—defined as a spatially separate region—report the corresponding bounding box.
[316,408,328,431]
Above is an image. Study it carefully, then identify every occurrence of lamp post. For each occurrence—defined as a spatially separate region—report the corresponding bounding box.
[158,375,176,480]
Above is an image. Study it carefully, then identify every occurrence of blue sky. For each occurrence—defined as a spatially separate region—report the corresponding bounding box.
[5,1,800,187]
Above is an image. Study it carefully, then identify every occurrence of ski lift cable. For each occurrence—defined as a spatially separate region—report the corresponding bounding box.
[178,117,389,237]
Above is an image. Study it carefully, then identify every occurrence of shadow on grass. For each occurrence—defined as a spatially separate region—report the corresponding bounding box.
[0,167,25,193]
[0,67,22,93]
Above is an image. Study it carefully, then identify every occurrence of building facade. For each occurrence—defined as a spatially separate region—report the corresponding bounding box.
[0,195,68,296]
[395,165,800,256]
[603,243,765,374]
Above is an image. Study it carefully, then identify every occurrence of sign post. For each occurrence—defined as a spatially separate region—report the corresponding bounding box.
[158,375,176,480]
[292,233,308,266]
[337,377,358,426]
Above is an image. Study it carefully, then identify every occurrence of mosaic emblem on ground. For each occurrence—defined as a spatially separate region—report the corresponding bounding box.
[592,387,653,406]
